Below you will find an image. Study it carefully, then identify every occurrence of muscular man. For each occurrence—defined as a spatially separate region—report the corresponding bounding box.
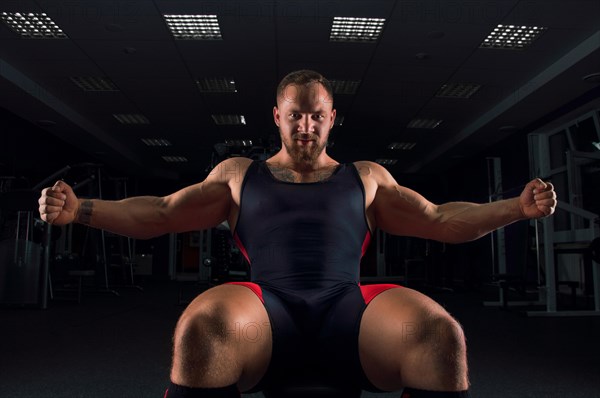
[38,70,556,398]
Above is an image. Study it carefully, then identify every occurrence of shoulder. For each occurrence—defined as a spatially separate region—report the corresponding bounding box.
[206,157,254,183]
[352,161,398,210]
[352,161,394,184]
[220,156,254,169]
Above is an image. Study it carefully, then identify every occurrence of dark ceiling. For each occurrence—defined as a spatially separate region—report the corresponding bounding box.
[0,0,599,183]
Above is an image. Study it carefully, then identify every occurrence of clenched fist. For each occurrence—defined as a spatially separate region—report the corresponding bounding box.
[519,178,557,219]
[38,181,79,225]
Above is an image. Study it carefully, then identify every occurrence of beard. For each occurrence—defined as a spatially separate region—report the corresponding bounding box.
[282,133,327,165]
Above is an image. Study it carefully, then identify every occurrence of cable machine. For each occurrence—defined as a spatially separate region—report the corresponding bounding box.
[527,109,600,316]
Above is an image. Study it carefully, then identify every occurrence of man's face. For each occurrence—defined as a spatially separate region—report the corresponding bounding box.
[273,82,336,165]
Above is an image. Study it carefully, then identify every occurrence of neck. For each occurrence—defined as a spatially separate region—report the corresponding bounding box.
[265,157,340,183]
[269,150,336,173]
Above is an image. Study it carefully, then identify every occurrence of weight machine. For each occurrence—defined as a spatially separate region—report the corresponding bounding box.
[528,109,600,316]
[485,109,600,315]
[0,166,71,308]
[51,164,143,299]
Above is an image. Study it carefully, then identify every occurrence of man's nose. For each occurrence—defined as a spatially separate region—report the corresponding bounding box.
[298,115,313,132]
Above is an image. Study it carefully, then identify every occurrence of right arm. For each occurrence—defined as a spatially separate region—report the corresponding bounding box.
[38,158,241,239]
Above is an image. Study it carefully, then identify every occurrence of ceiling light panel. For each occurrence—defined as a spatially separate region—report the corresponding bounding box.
[0,12,67,39]
[388,142,417,150]
[212,114,246,125]
[164,14,222,40]
[162,156,188,163]
[142,138,172,147]
[480,24,547,50]
[113,114,150,125]
[375,159,398,166]
[70,77,119,92]
[330,80,361,95]
[407,118,443,129]
[436,83,482,99]
[330,17,385,43]
[197,77,237,93]
[225,139,253,147]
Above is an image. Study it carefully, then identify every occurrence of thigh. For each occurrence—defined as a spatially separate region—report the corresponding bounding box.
[182,283,273,392]
[358,287,456,391]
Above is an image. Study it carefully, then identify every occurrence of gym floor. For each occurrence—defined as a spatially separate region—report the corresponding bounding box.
[1,280,599,398]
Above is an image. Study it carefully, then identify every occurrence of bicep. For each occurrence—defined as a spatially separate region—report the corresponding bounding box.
[162,180,231,232]
[373,183,441,238]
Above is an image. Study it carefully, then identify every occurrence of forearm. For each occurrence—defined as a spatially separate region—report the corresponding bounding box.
[75,196,170,239]
[436,197,526,243]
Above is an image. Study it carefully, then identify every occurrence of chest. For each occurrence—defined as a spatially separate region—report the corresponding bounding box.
[257,166,363,229]
[243,176,364,221]
[229,162,377,232]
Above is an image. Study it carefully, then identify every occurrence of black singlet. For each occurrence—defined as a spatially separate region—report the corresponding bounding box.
[229,160,399,392]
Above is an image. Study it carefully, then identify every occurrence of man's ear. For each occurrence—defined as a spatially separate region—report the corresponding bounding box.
[330,108,337,129]
[273,106,280,127]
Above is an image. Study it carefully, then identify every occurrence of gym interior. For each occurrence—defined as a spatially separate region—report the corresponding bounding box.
[1,1,599,397]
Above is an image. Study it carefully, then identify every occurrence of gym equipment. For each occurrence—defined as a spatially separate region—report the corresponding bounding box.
[47,164,144,302]
[103,176,142,291]
[526,109,600,316]
[32,165,71,191]
[0,166,71,308]
[592,237,600,264]
[487,110,600,315]
[54,164,120,299]
[483,158,544,309]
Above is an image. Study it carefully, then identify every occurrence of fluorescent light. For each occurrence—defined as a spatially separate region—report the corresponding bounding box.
[330,17,385,42]
[225,139,253,147]
[162,156,188,163]
[141,138,172,147]
[70,77,119,92]
[330,80,361,94]
[164,14,222,40]
[0,12,67,38]
[480,24,547,50]
[407,118,443,129]
[375,159,398,166]
[197,77,237,93]
[113,114,150,125]
[388,142,417,150]
[211,114,246,125]
[436,83,481,99]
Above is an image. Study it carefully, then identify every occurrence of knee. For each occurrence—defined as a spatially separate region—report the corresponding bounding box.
[170,287,271,387]
[405,314,466,358]
[429,315,466,357]
[402,313,468,388]
[172,302,236,366]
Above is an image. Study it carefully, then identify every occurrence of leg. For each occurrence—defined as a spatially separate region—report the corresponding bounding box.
[359,287,468,392]
[171,284,272,392]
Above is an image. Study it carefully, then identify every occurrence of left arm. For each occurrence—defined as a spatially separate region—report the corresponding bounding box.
[368,162,556,243]
[429,182,554,243]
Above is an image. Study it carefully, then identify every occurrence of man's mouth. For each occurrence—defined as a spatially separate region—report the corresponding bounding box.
[293,135,316,141]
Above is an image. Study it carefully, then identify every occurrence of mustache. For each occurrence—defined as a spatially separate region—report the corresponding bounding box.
[291,133,318,140]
